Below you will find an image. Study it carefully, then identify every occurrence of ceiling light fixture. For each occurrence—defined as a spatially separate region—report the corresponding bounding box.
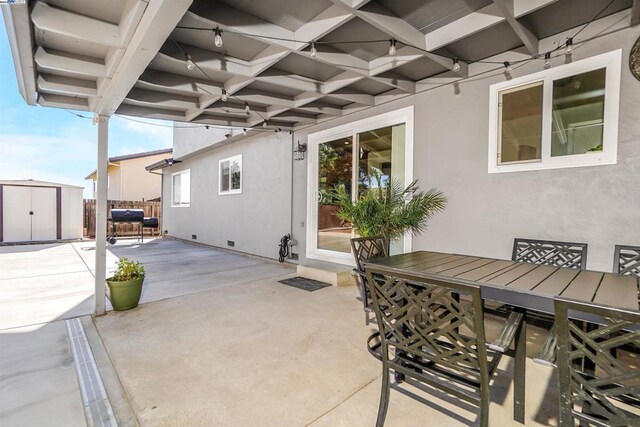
[544,52,551,69]
[213,27,223,48]
[388,39,397,56]
[185,54,195,71]
[565,37,573,55]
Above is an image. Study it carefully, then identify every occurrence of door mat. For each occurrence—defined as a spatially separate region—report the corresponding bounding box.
[278,277,332,292]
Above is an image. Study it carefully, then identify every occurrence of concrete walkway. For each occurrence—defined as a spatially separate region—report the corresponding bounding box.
[0,238,295,427]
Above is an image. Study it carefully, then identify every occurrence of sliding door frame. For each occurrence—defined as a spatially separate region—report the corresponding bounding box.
[306,106,414,265]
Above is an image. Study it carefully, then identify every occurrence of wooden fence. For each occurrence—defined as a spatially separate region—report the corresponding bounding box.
[83,199,162,238]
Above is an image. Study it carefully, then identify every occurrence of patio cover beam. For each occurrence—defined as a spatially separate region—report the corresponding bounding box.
[632,0,640,26]
[492,0,539,56]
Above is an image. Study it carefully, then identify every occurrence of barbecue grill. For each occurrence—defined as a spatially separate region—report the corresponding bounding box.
[108,209,158,243]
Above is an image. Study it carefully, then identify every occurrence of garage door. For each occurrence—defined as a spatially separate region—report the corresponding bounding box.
[2,186,57,242]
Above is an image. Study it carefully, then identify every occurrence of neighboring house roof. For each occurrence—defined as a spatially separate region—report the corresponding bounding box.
[0,179,83,188]
[85,148,172,180]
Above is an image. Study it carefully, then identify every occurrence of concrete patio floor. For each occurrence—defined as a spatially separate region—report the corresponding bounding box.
[95,270,560,427]
[1,237,564,426]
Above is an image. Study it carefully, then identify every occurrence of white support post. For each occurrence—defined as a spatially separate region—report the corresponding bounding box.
[94,115,109,316]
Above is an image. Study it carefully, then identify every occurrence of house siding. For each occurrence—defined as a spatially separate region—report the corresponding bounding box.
[163,132,293,260]
[167,13,639,271]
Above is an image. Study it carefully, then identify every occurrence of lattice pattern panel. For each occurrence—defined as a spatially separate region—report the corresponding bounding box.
[513,239,587,269]
[368,272,483,376]
[558,307,640,426]
[616,246,640,277]
[351,237,389,272]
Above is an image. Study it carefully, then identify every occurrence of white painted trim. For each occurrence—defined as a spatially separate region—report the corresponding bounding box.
[488,49,621,173]
[306,106,415,265]
[218,155,243,195]
[171,169,191,207]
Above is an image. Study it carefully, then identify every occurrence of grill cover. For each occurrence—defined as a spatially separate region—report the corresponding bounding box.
[110,209,144,222]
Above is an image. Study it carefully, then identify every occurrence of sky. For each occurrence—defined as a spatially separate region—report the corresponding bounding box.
[0,22,173,198]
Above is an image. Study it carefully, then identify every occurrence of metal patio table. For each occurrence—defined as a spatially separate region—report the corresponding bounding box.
[364,250,640,424]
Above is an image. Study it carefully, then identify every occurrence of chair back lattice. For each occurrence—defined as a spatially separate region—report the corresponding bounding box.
[366,267,489,391]
[614,245,640,277]
[350,237,389,272]
[555,297,640,427]
[512,238,588,270]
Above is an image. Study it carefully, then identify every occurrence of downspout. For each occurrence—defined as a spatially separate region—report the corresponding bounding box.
[289,130,296,261]
[148,169,163,238]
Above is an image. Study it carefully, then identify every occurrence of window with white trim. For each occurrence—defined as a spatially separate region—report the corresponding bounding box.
[488,49,621,173]
[171,169,190,207]
[219,155,242,195]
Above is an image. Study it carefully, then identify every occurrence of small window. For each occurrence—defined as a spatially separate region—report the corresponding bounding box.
[219,155,242,195]
[489,50,621,173]
[171,170,190,207]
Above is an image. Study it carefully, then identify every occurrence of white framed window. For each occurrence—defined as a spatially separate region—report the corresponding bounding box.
[488,49,621,173]
[219,155,242,195]
[171,169,190,207]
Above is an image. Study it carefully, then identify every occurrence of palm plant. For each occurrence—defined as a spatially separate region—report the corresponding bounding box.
[332,178,447,242]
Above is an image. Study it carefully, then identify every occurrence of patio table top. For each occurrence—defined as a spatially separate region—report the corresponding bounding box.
[365,250,639,319]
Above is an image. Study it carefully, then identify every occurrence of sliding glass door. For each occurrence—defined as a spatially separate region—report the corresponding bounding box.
[308,107,413,265]
[317,136,353,253]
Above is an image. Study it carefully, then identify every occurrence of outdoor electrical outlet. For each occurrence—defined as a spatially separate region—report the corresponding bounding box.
[192,234,197,240]
[227,240,235,247]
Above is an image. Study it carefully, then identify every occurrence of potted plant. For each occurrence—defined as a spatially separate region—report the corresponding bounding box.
[332,178,447,247]
[107,258,145,311]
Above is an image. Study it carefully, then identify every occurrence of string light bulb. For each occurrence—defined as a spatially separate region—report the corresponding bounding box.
[503,61,512,73]
[244,102,250,115]
[310,42,317,58]
[221,89,228,102]
[213,27,223,48]
[243,128,247,135]
[452,58,460,72]
[185,54,195,71]
[388,39,397,56]
[544,52,551,69]
[262,120,268,128]
[565,37,573,54]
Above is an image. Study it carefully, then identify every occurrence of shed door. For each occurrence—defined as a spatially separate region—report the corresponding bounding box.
[2,186,32,242]
[31,187,57,240]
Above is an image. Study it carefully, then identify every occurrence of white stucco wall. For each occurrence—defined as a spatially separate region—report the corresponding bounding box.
[162,132,293,260]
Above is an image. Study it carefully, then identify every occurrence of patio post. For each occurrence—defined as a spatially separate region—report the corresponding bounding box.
[94,115,109,316]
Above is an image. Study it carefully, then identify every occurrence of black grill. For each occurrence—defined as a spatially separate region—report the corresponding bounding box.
[110,209,144,222]
[107,209,158,244]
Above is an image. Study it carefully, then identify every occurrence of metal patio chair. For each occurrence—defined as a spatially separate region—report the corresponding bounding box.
[555,297,640,427]
[510,238,588,367]
[350,237,389,325]
[614,244,640,278]
[512,238,588,269]
[365,266,523,427]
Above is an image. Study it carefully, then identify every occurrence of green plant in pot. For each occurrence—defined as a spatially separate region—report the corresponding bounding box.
[107,258,145,311]
[332,177,447,249]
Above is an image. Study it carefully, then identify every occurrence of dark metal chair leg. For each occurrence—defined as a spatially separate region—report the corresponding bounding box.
[376,367,391,427]
[513,308,526,424]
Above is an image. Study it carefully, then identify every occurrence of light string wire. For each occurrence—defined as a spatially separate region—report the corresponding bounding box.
[64,0,620,132]
[174,0,617,65]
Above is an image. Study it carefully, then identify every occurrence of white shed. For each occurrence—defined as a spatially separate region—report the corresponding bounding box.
[0,180,83,243]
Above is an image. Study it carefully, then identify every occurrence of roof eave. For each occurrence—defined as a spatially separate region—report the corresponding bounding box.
[1,3,37,106]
